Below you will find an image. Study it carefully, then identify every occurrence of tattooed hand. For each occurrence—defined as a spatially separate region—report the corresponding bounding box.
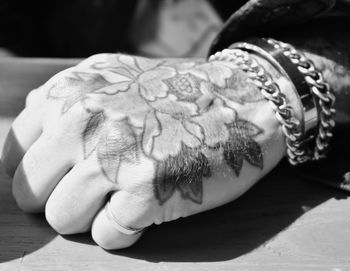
[1,53,287,249]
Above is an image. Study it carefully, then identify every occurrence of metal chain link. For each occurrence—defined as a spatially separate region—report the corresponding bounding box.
[267,38,336,160]
[209,49,307,165]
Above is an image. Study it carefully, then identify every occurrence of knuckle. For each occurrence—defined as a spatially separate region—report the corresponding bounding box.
[14,198,41,213]
[45,104,87,140]
[61,107,89,139]
[12,160,46,213]
[57,102,87,128]
[78,53,115,68]
[25,88,44,107]
[1,159,15,178]
[1,141,17,178]
[66,101,87,118]
[45,204,72,235]
[12,180,43,213]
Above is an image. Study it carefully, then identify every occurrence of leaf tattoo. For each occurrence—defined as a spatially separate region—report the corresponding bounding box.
[48,72,112,113]
[91,62,135,79]
[97,118,139,182]
[212,71,264,104]
[154,144,211,205]
[82,111,106,159]
[141,110,161,157]
[221,119,263,176]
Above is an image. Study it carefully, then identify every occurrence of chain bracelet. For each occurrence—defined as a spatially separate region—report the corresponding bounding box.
[267,38,336,160]
[209,49,306,165]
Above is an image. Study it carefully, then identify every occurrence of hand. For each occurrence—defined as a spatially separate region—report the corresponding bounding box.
[1,53,285,249]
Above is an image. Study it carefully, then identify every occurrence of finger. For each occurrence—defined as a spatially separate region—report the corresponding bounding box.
[1,103,44,176]
[45,155,117,234]
[91,191,149,250]
[12,133,75,213]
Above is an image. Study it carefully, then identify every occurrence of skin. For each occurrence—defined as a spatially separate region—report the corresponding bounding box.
[59,55,265,205]
[0,53,295,249]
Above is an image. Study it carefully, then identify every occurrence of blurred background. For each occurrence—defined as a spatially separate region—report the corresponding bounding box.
[0,0,245,58]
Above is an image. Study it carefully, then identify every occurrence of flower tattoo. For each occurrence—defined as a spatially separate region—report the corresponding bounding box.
[47,54,265,205]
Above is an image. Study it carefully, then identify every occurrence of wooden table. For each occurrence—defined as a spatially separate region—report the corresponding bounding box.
[0,58,349,271]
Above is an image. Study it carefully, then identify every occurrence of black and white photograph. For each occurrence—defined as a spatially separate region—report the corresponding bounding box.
[0,0,349,270]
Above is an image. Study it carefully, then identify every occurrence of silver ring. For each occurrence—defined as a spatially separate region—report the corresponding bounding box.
[104,201,145,235]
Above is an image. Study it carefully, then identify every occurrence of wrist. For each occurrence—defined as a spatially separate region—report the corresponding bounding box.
[239,55,292,160]
[300,51,349,124]
[251,54,305,125]
[204,55,289,166]
[209,45,330,166]
[225,38,336,163]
